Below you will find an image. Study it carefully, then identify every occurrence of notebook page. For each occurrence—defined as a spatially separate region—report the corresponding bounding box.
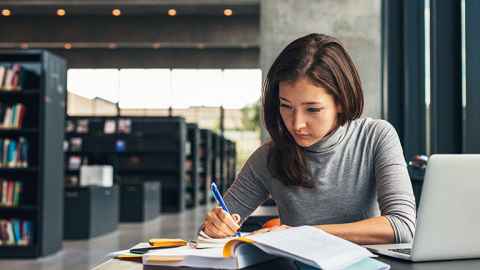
[246,226,374,270]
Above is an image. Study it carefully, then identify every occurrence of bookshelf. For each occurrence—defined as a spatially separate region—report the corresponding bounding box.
[64,116,187,213]
[0,50,66,258]
[186,123,200,209]
[211,133,222,199]
[199,129,213,205]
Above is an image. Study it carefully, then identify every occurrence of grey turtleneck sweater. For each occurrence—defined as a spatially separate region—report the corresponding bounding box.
[224,118,416,243]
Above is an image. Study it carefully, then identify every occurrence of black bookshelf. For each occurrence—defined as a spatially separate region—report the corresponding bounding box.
[0,50,66,258]
[199,129,213,205]
[186,123,200,209]
[64,116,187,213]
[211,133,222,200]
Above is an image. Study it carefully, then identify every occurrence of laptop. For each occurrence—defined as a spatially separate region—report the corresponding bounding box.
[364,154,480,261]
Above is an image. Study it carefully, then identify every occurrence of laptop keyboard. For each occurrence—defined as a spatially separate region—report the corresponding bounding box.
[389,248,411,255]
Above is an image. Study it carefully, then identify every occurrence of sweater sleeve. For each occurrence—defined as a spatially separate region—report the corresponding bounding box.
[223,144,271,224]
[373,120,416,243]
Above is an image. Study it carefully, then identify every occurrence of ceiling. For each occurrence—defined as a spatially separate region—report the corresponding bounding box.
[0,0,259,16]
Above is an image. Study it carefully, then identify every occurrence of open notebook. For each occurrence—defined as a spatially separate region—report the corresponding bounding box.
[143,226,390,270]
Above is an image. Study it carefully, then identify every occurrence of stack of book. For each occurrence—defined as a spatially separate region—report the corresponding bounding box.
[0,219,32,246]
[0,179,22,207]
[0,103,26,129]
[0,137,29,168]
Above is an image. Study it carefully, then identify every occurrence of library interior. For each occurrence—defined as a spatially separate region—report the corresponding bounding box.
[0,1,479,270]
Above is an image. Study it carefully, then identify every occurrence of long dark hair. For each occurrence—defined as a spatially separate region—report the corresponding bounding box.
[263,33,364,187]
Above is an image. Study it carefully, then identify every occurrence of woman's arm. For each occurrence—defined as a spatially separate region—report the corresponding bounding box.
[316,216,394,245]
[260,216,394,245]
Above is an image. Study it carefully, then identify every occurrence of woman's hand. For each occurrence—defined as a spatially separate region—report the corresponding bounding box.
[202,207,241,238]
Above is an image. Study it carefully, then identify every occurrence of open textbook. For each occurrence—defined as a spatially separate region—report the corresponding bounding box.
[143,226,390,270]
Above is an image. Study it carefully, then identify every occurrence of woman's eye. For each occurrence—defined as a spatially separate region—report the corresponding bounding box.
[280,104,291,109]
[307,107,323,112]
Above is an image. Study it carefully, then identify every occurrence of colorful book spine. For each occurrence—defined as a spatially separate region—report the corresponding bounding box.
[0,103,26,129]
[0,219,32,246]
[0,179,23,207]
[0,137,28,168]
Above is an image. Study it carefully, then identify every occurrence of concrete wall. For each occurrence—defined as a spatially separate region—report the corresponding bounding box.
[260,0,381,119]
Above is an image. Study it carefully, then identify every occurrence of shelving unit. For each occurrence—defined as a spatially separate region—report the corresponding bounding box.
[0,50,66,258]
[199,129,213,205]
[185,123,200,209]
[64,116,187,213]
[210,132,221,200]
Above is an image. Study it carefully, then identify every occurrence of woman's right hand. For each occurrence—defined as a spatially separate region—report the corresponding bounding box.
[201,207,241,238]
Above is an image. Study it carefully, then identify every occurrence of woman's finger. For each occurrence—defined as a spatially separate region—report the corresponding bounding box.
[215,210,240,233]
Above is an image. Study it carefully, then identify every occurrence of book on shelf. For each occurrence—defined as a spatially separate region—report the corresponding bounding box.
[76,119,89,133]
[0,103,26,129]
[65,175,79,187]
[0,219,32,246]
[0,137,29,168]
[0,64,38,92]
[68,155,82,170]
[0,179,22,207]
[118,119,131,134]
[69,137,82,152]
[65,120,75,133]
[104,120,116,134]
[115,139,126,152]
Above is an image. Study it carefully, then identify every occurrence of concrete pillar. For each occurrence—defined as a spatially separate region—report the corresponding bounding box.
[260,0,381,140]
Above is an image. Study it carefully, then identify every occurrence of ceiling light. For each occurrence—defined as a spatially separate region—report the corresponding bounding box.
[112,9,121,16]
[1,9,11,16]
[224,9,233,16]
[168,9,176,16]
[57,9,66,16]
[64,43,72,50]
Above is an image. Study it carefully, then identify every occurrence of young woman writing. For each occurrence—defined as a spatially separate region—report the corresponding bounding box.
[201,33,416,245]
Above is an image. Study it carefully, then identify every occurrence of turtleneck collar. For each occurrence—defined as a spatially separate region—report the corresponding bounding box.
[304,122,349,153]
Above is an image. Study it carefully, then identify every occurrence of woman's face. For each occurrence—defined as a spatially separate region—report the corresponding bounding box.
[278,76,341,147]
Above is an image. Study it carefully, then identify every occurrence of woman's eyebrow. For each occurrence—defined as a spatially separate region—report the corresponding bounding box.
[279,97,291,103]
[301,101,324,105]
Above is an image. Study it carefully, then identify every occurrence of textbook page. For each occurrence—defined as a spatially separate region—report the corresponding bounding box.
[196,230,249,249]
[143,245,273,269]
[246,226,376,270]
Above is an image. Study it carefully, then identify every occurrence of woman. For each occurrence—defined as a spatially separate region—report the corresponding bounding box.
[201,33,416,245]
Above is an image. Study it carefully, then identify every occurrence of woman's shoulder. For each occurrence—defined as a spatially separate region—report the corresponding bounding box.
[246,141,272,166]
[350,118,397,137]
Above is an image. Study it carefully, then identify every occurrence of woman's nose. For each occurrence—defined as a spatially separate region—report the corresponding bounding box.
[292,111,307,131]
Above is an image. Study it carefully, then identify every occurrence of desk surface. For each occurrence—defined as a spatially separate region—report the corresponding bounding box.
[93,256,480,270]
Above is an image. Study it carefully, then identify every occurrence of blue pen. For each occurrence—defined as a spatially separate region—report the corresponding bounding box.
[211,182,241,237]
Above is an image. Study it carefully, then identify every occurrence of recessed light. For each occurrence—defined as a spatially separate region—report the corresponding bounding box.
[57,9,66,16]
[168,9,176,16]
[224,9,233,16]
[1,9,11,16]
[112,9,121,16]
[64,43,72,49]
